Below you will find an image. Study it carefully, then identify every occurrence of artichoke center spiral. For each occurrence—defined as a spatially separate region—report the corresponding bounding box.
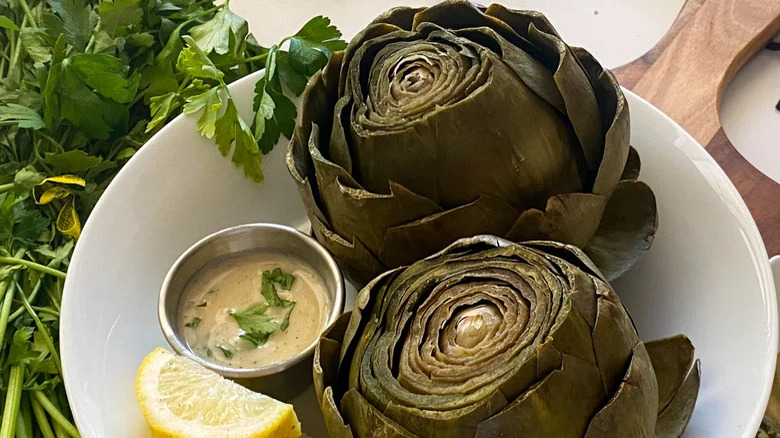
[448,304,502,349]
[391,58,435,98]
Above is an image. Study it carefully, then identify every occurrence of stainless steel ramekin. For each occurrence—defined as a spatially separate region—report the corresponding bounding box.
[158,223,345,399]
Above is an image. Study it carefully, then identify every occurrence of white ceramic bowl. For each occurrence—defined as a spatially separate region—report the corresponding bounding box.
[60,69,776,438]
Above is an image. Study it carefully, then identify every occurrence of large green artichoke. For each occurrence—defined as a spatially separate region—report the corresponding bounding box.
[313,236,700,438]
[287,1,657,286]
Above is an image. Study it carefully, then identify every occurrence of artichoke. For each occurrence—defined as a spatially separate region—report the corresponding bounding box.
[313,236,700,438]
[287,1,657,286]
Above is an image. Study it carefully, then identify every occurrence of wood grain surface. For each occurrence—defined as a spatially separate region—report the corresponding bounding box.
[613,0,780,257]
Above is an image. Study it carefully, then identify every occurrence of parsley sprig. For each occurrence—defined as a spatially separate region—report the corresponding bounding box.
[151,10,347,182]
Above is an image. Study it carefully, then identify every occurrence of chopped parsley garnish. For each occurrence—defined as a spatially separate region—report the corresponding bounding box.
[185,317,201,328]
[218,346,233,359]
[230,267,296,348]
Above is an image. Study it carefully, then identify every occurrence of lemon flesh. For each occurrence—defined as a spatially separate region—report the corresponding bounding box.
[136,348,301,438]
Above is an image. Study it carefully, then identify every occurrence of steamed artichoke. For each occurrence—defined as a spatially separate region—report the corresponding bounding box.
[314,236,700,438]
[287,1,657,286]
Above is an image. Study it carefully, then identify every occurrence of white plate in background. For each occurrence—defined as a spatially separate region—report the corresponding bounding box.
[720,45,780,185]
[231,0,685,69]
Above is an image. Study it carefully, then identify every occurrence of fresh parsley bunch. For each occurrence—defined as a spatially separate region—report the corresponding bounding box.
[0,0,345,435]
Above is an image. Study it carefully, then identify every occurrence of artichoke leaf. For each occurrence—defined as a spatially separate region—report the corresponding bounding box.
[645,335,696,413]
[452,26,565,113]
[296,52,344,158]
[591,288,642,394]
[505,192,607,248]
[309,123,442,253]
[411,1,521,46]
[583,343,658,438]
[525,24,603,173]
[341,389,419,438]
[621,146,642,181]
[474,354,606,438]
[309,213,386,286]
[584,180,658,280]
[383,390,508,438]
[378,196,519,268]
[654,360,701,438]
[321,387,356,438]
[583,180,658,281]
[572,46,630,195]
[485,4,562,40]
[327,97,354,173]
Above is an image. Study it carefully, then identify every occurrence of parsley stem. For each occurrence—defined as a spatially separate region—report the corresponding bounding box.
[217,52,268,68]
[35,132,65,152]
[16,393,33,438]
[0,183,13,193]
[85,20,102,53]
[0,249,24,351]
[18,0,38,28]
[9,275,43,322]
[31,397,56,438]
[8,15,27,75]
[0,257,67,279]
[0,279,14,348]
[0,365,25,438]
[17,283,63,375]
[31,392,79,438]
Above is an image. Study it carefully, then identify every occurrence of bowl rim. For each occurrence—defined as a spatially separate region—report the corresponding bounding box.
[157,222,346,378]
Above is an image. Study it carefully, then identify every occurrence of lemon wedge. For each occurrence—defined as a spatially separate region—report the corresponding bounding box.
[136,348,301,438]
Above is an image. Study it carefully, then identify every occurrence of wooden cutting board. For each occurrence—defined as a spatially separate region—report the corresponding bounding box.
[613,0,780,257]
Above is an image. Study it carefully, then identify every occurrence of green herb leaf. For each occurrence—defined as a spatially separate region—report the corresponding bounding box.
[276,52,307,96]
[98,0,143,36]
[218,346,233,359]
[6,327,38,366]
[213,99,263,182]
[260,275,283,307]
[45,150,103,173]
[14,167,45,191]
[264,267,295,290]
[47,0,91,51]
[58,66,128,139]
[35,240,74,267]
[20,28,53,64]
[182,86,222,138]
[280,300,295,331]
[239,332,267,347]
[188,6,248,56]
[230,303,279,347]
[177,36,224,81]
[0,15,20,31]
[287,16,347,76]
[253,76,296,154]
[0,192,51,246]
[69,53,141,104]
[206,348,213,357]
[0,104,45,130]
[185,317,201,328]
[146,91,180,133]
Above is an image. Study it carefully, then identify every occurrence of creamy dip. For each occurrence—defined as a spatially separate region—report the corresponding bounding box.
[177,251,330,368]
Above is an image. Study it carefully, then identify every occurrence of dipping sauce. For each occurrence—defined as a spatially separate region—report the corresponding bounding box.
[176,252,330,369]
